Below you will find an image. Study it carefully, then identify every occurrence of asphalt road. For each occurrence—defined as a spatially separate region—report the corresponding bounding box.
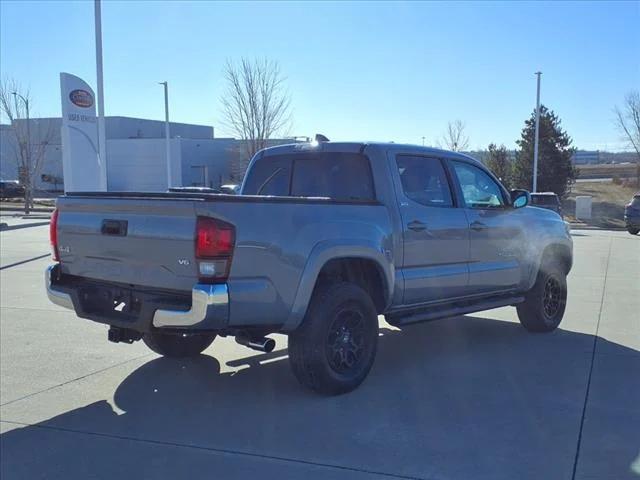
[0,225,638,480]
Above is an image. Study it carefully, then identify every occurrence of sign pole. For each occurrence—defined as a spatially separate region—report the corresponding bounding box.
[94,0,107,190]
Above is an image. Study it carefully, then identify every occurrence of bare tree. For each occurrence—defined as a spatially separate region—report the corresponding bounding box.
[220,58,291,178]
[1,79,55,213]
[438,120,469,152]
[614,90,640,186]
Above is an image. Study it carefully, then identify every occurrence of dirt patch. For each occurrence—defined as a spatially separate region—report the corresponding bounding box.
[563,181,637,228]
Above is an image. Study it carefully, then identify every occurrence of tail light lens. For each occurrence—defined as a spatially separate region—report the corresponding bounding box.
[196,217,235,282]
[50,209,60,261]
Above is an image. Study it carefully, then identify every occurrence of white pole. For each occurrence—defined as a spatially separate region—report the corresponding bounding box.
[533,71,542,193]
[94,0,107,190]
[159,81,172,188]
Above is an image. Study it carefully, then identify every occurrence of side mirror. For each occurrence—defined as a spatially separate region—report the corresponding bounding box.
[510,189,530,208]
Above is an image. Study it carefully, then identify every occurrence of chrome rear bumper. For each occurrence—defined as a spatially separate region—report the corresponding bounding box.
[45,265,228,329]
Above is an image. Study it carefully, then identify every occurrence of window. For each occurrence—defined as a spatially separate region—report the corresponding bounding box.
[451,161,505,208]
[242,156,292,196]
[396,155,453,207]
[291,153,375,200]
[242,152,375,201]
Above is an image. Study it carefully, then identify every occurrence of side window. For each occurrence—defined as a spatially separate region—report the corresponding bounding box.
[396,155,453,207]
[242,157,292,196]
[291,153,375,200]
[451,161,505,208]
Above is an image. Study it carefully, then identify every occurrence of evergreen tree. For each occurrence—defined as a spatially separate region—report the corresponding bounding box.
[512,105,577,197]
[485,143,512,189]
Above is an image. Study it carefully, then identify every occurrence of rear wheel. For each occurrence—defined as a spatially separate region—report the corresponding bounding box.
[627,227,639,235]
[517,258,567,332]
[143,331,216,358]
[288,282,378,395]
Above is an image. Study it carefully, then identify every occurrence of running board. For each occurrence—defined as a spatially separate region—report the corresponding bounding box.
[386,295,525,327]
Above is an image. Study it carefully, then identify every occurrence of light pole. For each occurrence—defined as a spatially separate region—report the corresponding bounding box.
[533,71,542,193]
[159,81,172,188]
[421,136,425,146]
[12,92,31,213]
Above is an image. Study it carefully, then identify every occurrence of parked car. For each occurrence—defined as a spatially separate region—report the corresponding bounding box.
[0,180,25,199]
[220,184,240,195]
[530,192,562,217]
[624,193,640,235]
[167,186,221,194]
[46,142,573,395]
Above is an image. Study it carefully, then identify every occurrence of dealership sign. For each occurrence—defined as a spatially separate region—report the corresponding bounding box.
[60,73,106,191]
[69,89,94,108]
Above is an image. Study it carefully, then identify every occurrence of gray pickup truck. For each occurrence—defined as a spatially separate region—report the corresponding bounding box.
[46,141,572,395]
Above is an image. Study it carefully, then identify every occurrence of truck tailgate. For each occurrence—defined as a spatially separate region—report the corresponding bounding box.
[56,196,199,291]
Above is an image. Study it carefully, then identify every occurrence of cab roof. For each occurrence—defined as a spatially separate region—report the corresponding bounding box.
[259,141,481,164]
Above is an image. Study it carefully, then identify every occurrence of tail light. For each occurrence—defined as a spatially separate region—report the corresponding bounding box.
[195,216,235,282]
[50,209,60,261]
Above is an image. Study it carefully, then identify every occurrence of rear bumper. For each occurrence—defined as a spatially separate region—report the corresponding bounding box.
[624,215,640,229]
[45,265,229,332]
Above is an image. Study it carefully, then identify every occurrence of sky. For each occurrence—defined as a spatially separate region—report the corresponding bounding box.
[1,0,639,151]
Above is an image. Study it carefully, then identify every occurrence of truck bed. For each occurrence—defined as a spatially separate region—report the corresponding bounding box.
[55,192,392,329]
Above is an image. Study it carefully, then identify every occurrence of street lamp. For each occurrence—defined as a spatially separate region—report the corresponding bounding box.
[158,81,172,188]
[533,72,542,193]
[11,91,31,211]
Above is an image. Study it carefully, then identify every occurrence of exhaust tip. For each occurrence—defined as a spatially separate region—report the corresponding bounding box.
[236,334,276,353]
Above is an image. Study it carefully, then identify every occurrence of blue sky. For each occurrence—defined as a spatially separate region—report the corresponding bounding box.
[1,1,639,150]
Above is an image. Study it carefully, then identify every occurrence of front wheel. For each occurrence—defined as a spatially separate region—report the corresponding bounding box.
[627,227,639,235]
[517,259,567,332]
[288,282,379,395]
[143,331,216,358]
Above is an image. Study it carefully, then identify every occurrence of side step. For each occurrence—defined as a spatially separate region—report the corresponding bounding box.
[387,295,524,327]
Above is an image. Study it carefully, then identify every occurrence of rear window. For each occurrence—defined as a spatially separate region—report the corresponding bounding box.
[243,152,375,201]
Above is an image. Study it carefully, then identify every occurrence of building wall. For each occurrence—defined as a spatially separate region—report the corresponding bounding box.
[180,138,234,187]
[106,139,182,192]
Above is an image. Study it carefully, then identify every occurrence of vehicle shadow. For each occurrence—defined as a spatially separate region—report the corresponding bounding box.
[1,315,638,480]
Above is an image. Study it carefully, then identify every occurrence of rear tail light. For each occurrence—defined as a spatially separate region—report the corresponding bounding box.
[50,209,60,261]
[196,216,235,282]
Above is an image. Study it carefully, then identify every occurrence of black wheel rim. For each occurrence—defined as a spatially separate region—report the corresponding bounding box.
[543,276,563,319]
[326,308,365,373]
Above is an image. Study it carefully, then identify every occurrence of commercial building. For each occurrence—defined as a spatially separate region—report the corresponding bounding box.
[0,116,273,192]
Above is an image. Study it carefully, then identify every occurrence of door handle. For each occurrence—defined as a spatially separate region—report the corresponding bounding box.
[470,221,487,231]
[407,220,427,232]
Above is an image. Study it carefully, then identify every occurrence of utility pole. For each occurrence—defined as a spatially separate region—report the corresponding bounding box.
[12,92,31,214]
[533,71,542,193]
[159,81,172,188]
[94,0,107,190]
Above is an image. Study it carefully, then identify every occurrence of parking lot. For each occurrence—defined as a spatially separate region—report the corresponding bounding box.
[0,224,638,479]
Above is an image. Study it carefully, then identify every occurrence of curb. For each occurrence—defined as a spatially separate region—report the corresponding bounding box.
[0,221,51,232]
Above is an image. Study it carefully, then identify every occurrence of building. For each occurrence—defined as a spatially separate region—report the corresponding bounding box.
[0,116,251,192]
[571,150,601,165]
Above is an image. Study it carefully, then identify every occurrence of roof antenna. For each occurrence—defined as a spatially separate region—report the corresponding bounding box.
[315,134,330,142]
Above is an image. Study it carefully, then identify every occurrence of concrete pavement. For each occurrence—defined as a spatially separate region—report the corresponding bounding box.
[0,225,638,479]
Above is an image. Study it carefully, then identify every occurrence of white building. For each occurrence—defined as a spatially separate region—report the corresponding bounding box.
[0,116,239,192]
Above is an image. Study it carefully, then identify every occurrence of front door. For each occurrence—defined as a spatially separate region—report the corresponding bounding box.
[393,154,470,305]
[447,159,525,294]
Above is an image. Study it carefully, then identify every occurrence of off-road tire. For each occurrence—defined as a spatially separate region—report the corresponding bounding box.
[143,331,216,358]
[288,282,378,395]
[517,257,567,333]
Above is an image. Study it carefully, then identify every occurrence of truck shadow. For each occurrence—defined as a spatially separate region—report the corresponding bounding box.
[2,315,639,479]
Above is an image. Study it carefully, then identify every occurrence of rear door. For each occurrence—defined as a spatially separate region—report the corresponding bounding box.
[447,159,524,294]
[392,154,469,305]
